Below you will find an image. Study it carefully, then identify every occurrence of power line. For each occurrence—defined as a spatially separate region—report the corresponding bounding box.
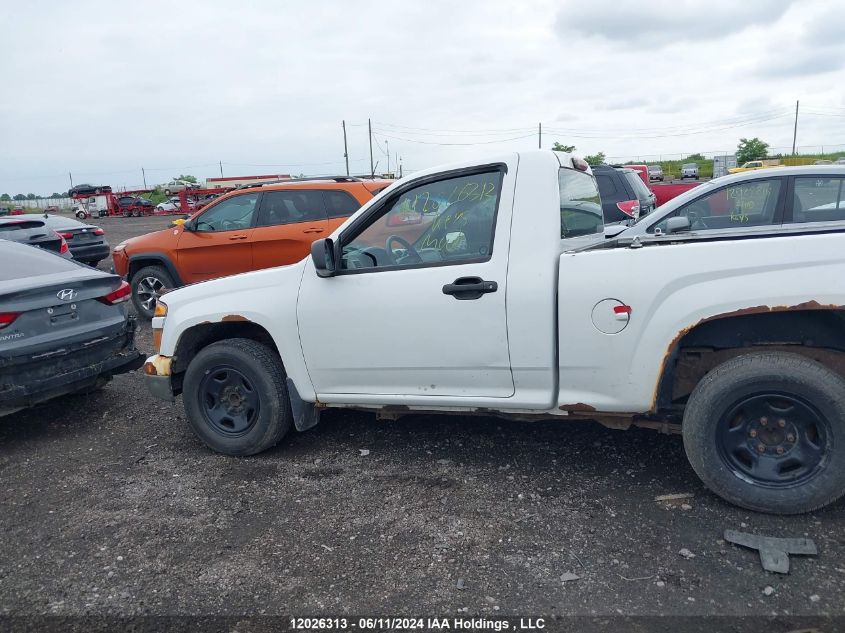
[371,132,390,157]
[542,113,792,139]
[373,132,537,146]
[370,108,792,140]
[222,159,365,168]
[543,111,791,136]
[373,121,536,136]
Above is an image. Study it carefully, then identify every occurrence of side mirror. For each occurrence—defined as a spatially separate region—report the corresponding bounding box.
[182,219,195,232]
[311,237,337,277]
[665,216,691,234]
[603,223,627,238]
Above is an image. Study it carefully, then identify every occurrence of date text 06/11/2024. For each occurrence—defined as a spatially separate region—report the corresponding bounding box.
[289,617,547,631]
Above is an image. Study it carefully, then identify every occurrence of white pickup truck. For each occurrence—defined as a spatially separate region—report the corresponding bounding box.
[145,151,845,515]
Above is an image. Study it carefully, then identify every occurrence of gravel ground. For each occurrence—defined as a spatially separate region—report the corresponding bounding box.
[1,215,844,621]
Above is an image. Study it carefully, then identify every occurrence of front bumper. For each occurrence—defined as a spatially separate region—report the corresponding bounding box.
[144,354,175,401]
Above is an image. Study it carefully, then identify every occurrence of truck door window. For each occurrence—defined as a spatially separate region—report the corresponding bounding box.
[559,168,603,238]
[340,171,503,271]
[650,179,782,233]
[255,190,326,226]
[791,177,845,224]
[195,193,259,232]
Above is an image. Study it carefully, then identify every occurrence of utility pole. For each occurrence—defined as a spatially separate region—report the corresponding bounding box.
[68,172,73,190]
[792,100,799,155]
[342,120,350,176]
[219,160,224,178]
[538,122,542,149]
[399,156,403,178]
[141,167,147,189]
[368,118,374,177]
[386,139,390,176]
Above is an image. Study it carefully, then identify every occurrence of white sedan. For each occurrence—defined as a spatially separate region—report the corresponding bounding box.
[155,201,178,213]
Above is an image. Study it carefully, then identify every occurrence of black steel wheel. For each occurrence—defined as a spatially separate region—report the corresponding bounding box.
[198,365,261,437]
[683,351,845,514]
[183,338,292,455]
[716,393,829,487]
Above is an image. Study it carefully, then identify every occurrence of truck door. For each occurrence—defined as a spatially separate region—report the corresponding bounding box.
[297,166,515,399]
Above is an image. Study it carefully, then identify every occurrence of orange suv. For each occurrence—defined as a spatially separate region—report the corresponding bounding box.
[112,177,391,317]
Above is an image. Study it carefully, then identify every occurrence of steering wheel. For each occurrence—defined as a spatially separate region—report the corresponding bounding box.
[685,210,709,231]
[385,234,422,264]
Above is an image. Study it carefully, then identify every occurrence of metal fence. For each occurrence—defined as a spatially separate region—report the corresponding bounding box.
[606,144,845,165]
[1,197,75,210]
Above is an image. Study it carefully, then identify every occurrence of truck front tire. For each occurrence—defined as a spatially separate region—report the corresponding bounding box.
[683,351,845,514]
[182,338,292,456]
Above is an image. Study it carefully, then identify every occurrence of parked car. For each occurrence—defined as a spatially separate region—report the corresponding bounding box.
[160,180,200,195]
[117,196,142,217]
[155,201,178,213]
[144,154,845,515]
[113,177,392,318]
[592,165,657,222]
[0,207,10,217]
[195,193,220,211]
[648,165,664,181]
[22,213,110,266]
[681,163,700,179]
[814,159,833,165]
[727,160,785,174]
[0,241,142,416]
[69,183,112,196]
[834,158,845,165]
[0,217,72,259]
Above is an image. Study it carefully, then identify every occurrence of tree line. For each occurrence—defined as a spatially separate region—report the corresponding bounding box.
[1,192,68,202]
[551,137,773,166]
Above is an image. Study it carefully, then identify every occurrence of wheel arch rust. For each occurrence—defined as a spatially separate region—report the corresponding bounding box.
[653,301,845,411]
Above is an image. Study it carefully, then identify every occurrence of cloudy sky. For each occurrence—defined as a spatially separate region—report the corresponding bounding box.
[1,0,844,195]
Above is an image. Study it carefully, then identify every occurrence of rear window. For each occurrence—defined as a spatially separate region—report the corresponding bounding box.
[559,169,603,238]
[623,172,652,199]
[0,220,44,232]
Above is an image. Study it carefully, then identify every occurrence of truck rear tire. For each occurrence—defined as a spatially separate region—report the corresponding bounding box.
[683,351,845,514]
[130,265,174,319]
[182,338,292,456]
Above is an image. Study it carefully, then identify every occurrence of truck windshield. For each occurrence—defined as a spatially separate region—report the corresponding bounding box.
[559,168,603,238]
